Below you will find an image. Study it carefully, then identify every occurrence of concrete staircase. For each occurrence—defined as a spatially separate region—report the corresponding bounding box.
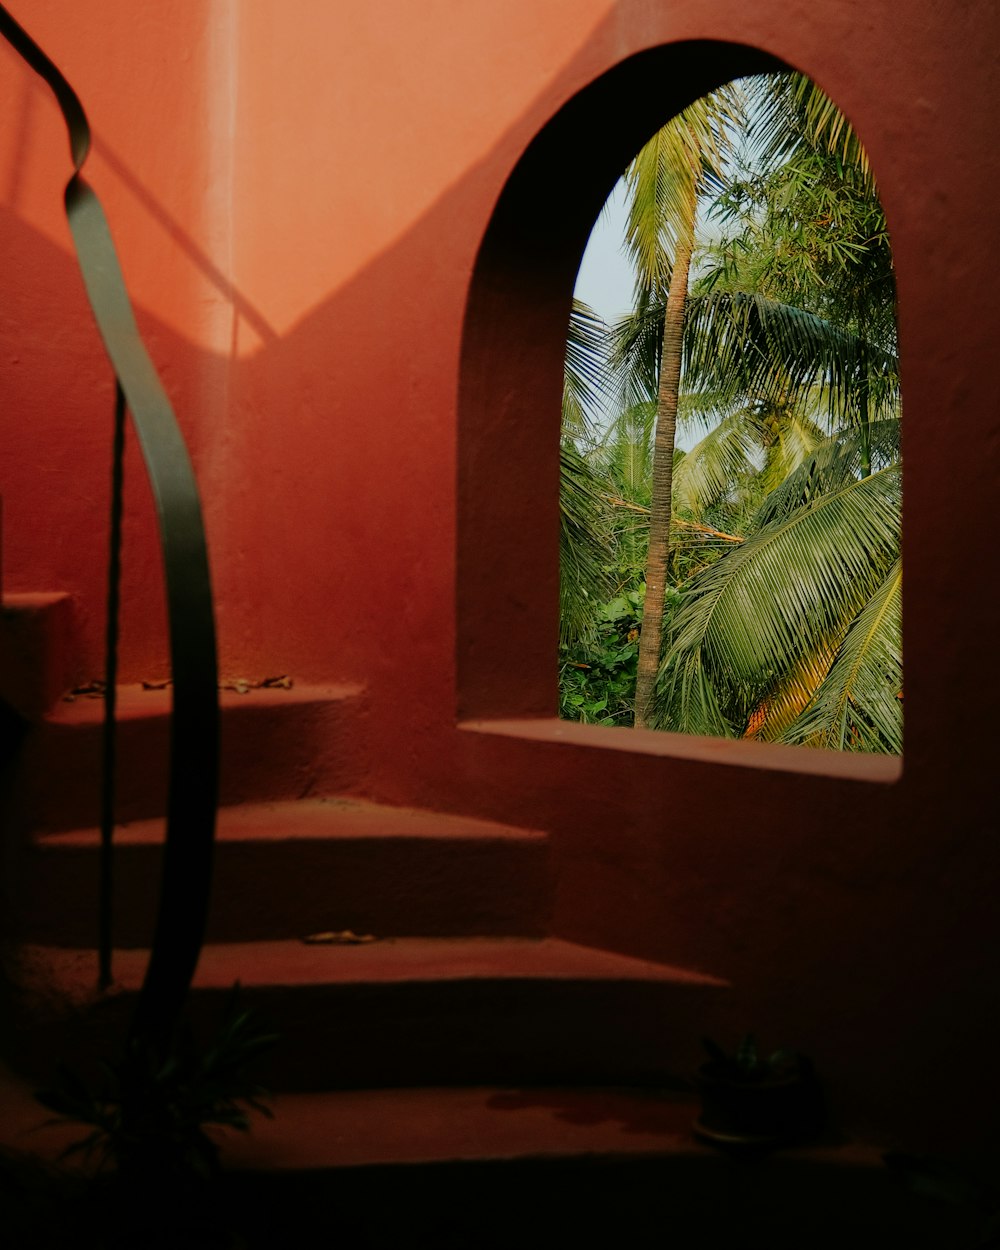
[8,764,727,1094]
[0,596,956,1247]
[1,592,724,1118]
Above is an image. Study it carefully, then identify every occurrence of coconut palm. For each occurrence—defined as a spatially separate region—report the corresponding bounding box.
[619,85,744,727]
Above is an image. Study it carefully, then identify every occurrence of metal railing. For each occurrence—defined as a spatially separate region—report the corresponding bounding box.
[0,5,220,1053]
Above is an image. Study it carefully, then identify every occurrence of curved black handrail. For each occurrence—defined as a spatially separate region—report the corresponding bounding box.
[0,6,220,1051]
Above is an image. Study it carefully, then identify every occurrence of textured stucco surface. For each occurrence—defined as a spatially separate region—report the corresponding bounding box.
[1,0,998,1149]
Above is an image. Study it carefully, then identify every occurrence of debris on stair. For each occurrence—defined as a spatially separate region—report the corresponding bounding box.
[301,930,378,945]
[62,680,106,701]
[135,675,296,694]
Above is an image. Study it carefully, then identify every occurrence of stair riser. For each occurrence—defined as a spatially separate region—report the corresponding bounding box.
[10,978,716,1092]
[16,837,553,945]
[10,690,365,832]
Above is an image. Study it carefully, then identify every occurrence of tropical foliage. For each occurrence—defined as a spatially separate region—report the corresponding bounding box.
[559,72,901,752]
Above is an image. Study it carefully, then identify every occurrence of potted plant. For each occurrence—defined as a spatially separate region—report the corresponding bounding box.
[694,1033,825,1150]
[35,985,277,1247]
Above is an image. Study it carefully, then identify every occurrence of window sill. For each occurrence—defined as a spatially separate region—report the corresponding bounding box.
[458,716,902,784]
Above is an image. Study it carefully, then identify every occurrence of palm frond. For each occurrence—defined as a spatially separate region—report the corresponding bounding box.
[624,86,745,298]
[609,299,664,410]
[563,298,611,437]
[743,642,839,741]
[746,72,875,194]
[672,408,764,515]
[655,466,901,733]
[592,401,657,502]
[684,291,899,428]
[677,387,745,432]
[559,441,614,644]
[781,560,902,752]
[654,648,734,739]
[756,405,828,495]
[756,417,900,525]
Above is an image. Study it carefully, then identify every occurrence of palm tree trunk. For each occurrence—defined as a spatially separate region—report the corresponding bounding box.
[634,212,695,728]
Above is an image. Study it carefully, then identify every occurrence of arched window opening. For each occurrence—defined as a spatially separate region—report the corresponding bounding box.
[559,71,901,757]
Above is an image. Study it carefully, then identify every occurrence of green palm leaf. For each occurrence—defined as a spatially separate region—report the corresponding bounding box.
[743,643,840,742]
[672,402,827,516]
[623,86,743,297]
[781,560,902,752]
[561,299,616,642]
[672,408,762,515]
[756,405,828,495]
[592,401,656,501]
[748,72,875,195]
[655,647,733,739]
[563,298,610,437]
[683,291,898,428]
[655,465,901,733]
[609,297,664,411]
[559,441,614,644]
[756,417,900,525]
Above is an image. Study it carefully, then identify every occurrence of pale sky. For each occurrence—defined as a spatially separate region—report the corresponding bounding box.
[572,177,634,321]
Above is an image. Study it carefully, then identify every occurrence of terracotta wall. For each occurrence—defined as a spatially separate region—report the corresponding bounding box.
[2,0,998,1149]
[0,1,237,678]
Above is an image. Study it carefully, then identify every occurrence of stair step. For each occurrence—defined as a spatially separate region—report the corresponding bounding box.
[0,1072,701,1170]
[11,939,727,1090]
[228,1085,704,1171]
[17,799,554,945]
[2,1072,918,1250]
[221,1096,906,1250]
[8,682,366,832]
[0,592,78,720]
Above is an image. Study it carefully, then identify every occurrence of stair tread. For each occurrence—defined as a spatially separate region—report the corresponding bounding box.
[222,1086,882,1172]
[225,1085,704,1170]
[0,1064,694,1166]
[24,938,727,993]
[0,1064,877,1174]
[0,591,72,607]
[47,681,363,725]
[41,797,549,846]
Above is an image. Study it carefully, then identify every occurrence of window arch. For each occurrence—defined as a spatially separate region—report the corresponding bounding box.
[457,40,900,783]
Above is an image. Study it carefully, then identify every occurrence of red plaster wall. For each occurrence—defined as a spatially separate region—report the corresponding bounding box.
[2,0,999,1149]
[0,1,236,680]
